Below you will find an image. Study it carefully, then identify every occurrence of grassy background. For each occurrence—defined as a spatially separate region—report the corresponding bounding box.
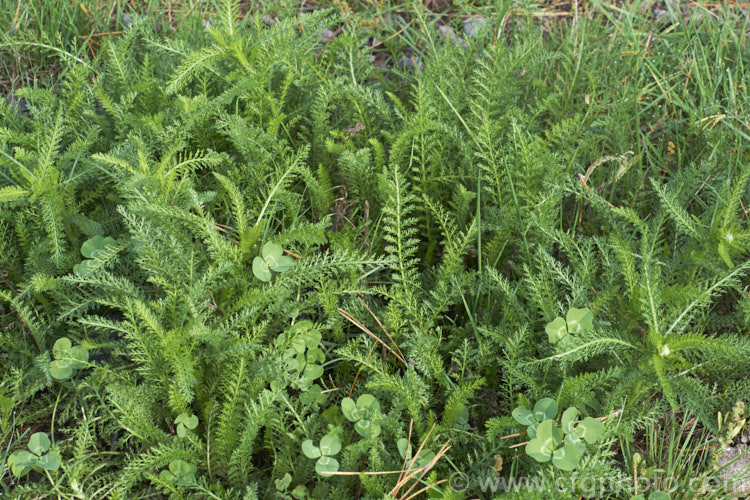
[2,0,750,497]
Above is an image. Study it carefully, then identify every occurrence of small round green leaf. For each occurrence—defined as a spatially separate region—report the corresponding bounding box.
[52,338,72,358]
[301,439,321,459]
[577,417,605,444]
[535,419,563,447]
[275,473,292,491]
[512,406,534,426]
[552,442,582,471]
[302,364,323,381]
[565,432,586,454]
[341,397,358,421]
[526,423,537,439]
[289,320,314,335]
[525,437,553,462]
[315,456,339,476]
[566,307,593,334]
[561,407,580,435]
[270,255,293,272]
[28,432,51,455]
[11,450,36,467]
[546,317,568,344]
[303,329,322,350]
[299,384,324,405]
[319,434,341,456]
[357,394,379,413]
[397,438,411,459]
[261,241,283,260]
[50,360,73,380]
[7,450,33,478]
[306,347,325,364]
[355,419,381,438]
[252,256,272,281]
[81,235,105,258]
[73,261,93,276]
[37,452,60,471]
[70,345,89,361]
[175,413,198,429]
[533,398,558,422]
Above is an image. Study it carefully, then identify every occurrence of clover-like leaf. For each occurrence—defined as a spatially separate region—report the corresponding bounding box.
[566,307,593,334]
[7,450,33,478]
[512,406,535,426]
[307,347,325,364]
[397,438,411,459]
[561,407,580,435]
[354,418,381,438]
[546,317,568,344]
[315,455,339,476]
[269,254,293,272]
[576,417,604,444]
[49,360,74,380]
[159,469,177,484]
[80,235,115,259]
[289,320,314,336]
[81,235,105,258]
[301,440,321,459]
[69,345,89,367]
[261,241,284,261]
[73,260,94,276]
[525,437,553,462]
[252,256,272,282]
[11,450,36,468]
[53,337,72,357]
[357,394,379,415]
[552,442,582,471]
[319,434,341,456]
[28,432,51,455]
[304,329,322,350]
[534,419,562,447]
[533,398,558,422]
[565,432,586,454]
[275,473,292,491]
[526,423,537,439]
[37,452,60,471]
[175,413,198,437]
[175,413,198,429]
[341,397,358,422]
[169,459,197,485]
[299,384,324,405]
[160,460,197,486]
[302,364,323,382]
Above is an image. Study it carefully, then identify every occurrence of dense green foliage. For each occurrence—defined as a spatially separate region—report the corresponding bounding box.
[2,1,750,498]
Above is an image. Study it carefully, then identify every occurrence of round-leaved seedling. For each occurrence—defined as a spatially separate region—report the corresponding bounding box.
[301,434,341,476]
[253,241,294,282]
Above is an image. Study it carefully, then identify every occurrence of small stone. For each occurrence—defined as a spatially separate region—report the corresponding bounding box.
[6,93,28,114]
[396,50,423,72]
[319,29,334,43]
[438,25,468,48]
[462,16,486,38]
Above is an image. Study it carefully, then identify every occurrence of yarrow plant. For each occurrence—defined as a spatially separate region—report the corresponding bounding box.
[1,0,750,498]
